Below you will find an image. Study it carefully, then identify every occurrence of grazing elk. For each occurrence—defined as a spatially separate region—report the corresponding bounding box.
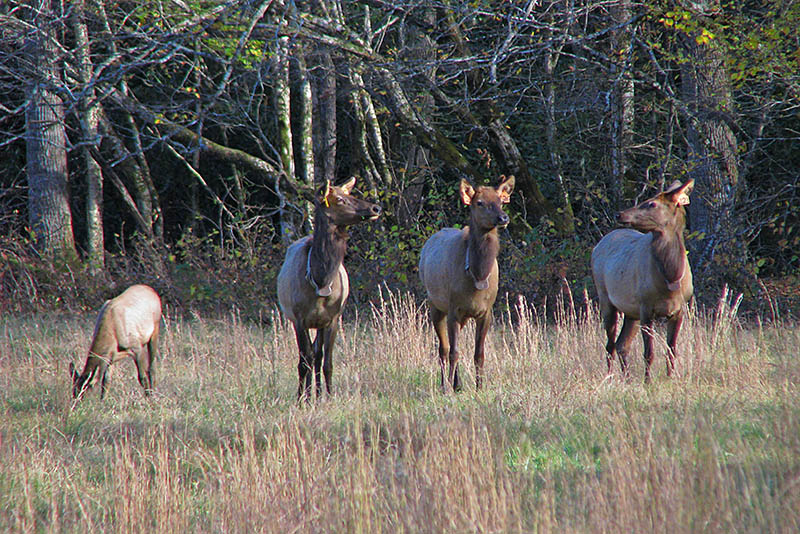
[419,175,514,392]
[69,284,162,400]
[277,177,381,401]
[591,180,695,383]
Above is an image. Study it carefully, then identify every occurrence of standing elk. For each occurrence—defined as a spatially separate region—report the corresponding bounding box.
[69,284,162,400]
[277,177,381,401]
[419,175,515,392]
[591,179,695,383]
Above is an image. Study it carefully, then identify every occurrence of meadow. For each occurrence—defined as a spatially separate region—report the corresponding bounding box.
[1,288,798,533]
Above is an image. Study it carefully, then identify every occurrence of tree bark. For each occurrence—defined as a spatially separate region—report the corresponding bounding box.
[314,49,337,185]
[24,0,77,262]
[680,7,741,280]
[275,33,296,241]
[610,0,635,209]
[72,0,104,271]
[290,48,315,230]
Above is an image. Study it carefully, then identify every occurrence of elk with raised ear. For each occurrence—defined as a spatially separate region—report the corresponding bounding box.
[277,177,382,401]
[419,175,514,392]
[69,284,162,400]
[591,179,695,383]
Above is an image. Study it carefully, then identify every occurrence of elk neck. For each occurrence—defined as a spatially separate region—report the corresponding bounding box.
[307,206,348,295]
[466,224,499,290]
[649,209,687,292]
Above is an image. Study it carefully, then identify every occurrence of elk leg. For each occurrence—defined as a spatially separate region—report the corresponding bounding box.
[474,313,492,390]
[133,349,152,396]
[640,317,656,383]
[615,316,639,378]
[99,362,110,399]
[294,325,314,401]
[600,301,618,374]
[665,312,683,378]
[312,330,324,399]
[322,321,339,396]
[447,313,462,392]
[431,307,449,392]
[147,325,159,390]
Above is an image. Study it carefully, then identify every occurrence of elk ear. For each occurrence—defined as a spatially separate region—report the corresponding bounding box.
[497,175,515,204]
[340,177,356,195]
[460,179,475,206]
[668,179,694,206]
[317,180,332,205]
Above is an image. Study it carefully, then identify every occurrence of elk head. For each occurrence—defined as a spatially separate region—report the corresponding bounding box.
[618,180,694,233]
[317,177,382,226]
[460,175,515,231]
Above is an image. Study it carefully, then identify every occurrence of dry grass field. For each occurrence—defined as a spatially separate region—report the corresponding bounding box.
[1,288,799,533]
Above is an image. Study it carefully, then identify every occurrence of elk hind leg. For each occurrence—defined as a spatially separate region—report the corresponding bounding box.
[146,323,159,390]
[321,321,339,396]
[600,301,619,374]
[133,348,153,396]
[431,307,449,392]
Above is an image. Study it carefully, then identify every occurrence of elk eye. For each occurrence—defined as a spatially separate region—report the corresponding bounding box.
[476,199,484,207]
[645,201,656,209]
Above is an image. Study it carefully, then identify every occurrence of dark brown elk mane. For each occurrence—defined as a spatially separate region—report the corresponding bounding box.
[466,226,500,290]
[651,204,688,291]
[306,205,349,296]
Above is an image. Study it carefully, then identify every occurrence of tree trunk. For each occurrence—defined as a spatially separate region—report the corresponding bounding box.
[24,0,77,262]
[290,48,314,231]
[314,49,337,185]
[275,33,296,241]
[541,35,576,234]
[610,0,635,209]
[72,0,104,272]
[680,9,741,282]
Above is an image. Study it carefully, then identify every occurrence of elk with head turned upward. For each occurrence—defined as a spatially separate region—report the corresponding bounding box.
[591,180,695,383]
[419,175,515,392]
[70,284,162,401]
[277,177,382,402]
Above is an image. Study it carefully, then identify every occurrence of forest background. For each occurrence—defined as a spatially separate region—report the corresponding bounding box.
[1,0,799,319]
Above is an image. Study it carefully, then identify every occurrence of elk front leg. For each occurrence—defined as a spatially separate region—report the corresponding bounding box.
[312,329,325,399]
[615,315,639,379]
[447,313,462,392]
[640,315,656,384]
[322,321,339,396]
[294,325,314,402]
[474,313,492,390]
[665,312,683,378]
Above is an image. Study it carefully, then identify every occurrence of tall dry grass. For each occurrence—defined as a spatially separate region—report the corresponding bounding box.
[1,288,798,533]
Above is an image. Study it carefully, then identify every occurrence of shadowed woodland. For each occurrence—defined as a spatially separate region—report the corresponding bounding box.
[1,1,799,315]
